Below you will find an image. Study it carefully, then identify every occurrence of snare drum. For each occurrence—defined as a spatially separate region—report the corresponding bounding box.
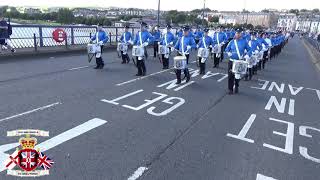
[117,43,127,52]
[247,56,256,68]
[257,51,263,61]
[173,56,187,70]
[159,45,169,55]
[132,46,145,57]
[87,43,98,54]
[197,48,209,58]
[231,60,248,75]
[212,45,221,54]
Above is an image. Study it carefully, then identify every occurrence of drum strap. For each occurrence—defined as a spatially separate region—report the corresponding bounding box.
[96,32,99,42]
[216,33,220,46]
[234,40,241,60]
[203,37,207,49]
[139,32,143,46]
[248,41,252,48]
[124,32,127,43]
[181,36,185,56]
[165,33,168,46]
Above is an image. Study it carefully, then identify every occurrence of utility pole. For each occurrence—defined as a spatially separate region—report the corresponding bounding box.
[157,0,160,26]
[202,0,206,26]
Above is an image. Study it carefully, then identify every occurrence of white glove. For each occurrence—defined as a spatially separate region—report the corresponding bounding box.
[196,45,199,49]
[227,52,232,57]
[158,42,161,45]
[255,50,259,54]
[244,55,250,60]
[187,45,191,50]
[98,41,104,45]
[221,42,225,45]
[169,42,174,45]
[143,42,148,47]
[171,47,175,52]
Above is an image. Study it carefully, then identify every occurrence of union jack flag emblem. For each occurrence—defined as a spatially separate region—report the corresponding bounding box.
[38,152,54,170]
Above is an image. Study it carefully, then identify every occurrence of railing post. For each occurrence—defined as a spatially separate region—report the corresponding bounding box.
[33,33,37,51]
[109,32,112,45]
[65,34,68,49]
[39,27,43,47]
[89,32,92,39]
[116,28,118,43]
[71,27,75,45]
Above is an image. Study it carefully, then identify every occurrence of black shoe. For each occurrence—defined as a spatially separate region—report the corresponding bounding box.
[11,49,16,53]
[176,81,181,84]
[94,66,99,69]
[99,65,104,69]
[121,61,125,64]
[228,90,233,95]
[135,74,142,76]
[235,88,239,94]
[186,75,191,82]
[142,72,146,76]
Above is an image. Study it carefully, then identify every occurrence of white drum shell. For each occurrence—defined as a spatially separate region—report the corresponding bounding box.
[132,46,145,57]
[197,48,209,58]
[231,60,248,75]
[174,56,187,70]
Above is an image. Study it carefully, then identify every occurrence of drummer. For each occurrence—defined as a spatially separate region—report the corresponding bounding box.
[133,21,153,76]
[197,28,213,75]
[248,32,262,77]
[159,24,175,69]
[119,25,132,64]
[225,29,252,95]
[174,25,196,84]
[90,24,109,69]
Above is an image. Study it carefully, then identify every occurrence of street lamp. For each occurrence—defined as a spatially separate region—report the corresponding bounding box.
[157,0,160,26]
[202,0,206,26]
[6,8,11,22]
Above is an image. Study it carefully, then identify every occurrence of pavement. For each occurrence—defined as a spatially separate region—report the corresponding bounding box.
[0,37,319,180]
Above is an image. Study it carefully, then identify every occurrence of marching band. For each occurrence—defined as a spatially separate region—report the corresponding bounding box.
[88,23,290,95]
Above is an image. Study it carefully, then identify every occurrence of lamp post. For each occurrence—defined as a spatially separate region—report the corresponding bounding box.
[202,0,206,26]
[6,8,11,22]
[157,0,160,26]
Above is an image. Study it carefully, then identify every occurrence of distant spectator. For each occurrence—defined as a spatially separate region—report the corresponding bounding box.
[0,14,15,53]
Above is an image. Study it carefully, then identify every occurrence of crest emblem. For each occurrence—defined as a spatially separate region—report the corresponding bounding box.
[3,130,54,177]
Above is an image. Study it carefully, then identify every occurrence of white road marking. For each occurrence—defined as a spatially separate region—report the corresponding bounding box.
[101,89,144,105]
[306,88,320,102]
[68,66,90,71]
[0,102,61,123]
[227,114,256,143]
[0,118,107,172]
[116,69,172,86]
[35,118,107,152]
[128,167,148,180]
[256,173,278,180]
[217,73,228,82]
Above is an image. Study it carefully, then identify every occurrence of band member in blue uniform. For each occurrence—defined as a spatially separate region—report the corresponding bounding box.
[225,29,251,94]
[174,25,196,84]
[247,32,262,79]
[90,24,109,69]
[194,27,203,44]
[152,25,161,58]
[212,25,228,66]
[133,22,153,76]
[257,32,269,69]
[159,24,175,69]
[119,25,132,64]
[197,28,213,75]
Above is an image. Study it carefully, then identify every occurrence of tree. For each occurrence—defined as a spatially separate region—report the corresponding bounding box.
[261,9,270,13]
[289,9,299,15]
[312,9,320,14]
[57,8,74,24]
[208,16,219,23]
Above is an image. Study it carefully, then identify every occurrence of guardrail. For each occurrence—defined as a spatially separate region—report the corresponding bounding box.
[305,37,320,52]
[2,25,179,51]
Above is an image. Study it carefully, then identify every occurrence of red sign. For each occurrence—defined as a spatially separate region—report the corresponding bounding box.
[52,28,67,43]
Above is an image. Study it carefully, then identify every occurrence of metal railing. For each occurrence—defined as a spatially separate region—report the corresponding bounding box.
[305,37,320,52]
[3,25,179,51]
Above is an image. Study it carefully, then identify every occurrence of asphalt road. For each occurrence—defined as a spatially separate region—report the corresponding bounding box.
[0,37,319,180]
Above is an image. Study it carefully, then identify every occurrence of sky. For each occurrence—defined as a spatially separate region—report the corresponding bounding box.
[0,0,319,12]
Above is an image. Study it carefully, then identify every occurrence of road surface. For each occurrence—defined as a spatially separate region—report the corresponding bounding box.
[0,37,319,180]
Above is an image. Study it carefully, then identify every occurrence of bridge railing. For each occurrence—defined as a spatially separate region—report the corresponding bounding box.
[305,37,320,52]
[2,25,179,51]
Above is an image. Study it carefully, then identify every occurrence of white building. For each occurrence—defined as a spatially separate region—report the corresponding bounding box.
[277,13,297,31]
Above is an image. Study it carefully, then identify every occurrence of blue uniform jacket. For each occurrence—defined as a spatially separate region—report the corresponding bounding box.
[133,30,153,46]
[120,32,132,43]
[160,32,175,46]
[91,31,109,44]
[174,35,196,54]
[256,37,269,49]
[225,38,252,60]
[152,30,161,41]
[198,35,213,49]
[248,39,262,52]
[194,31,203,40]
[212,32,227,45]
